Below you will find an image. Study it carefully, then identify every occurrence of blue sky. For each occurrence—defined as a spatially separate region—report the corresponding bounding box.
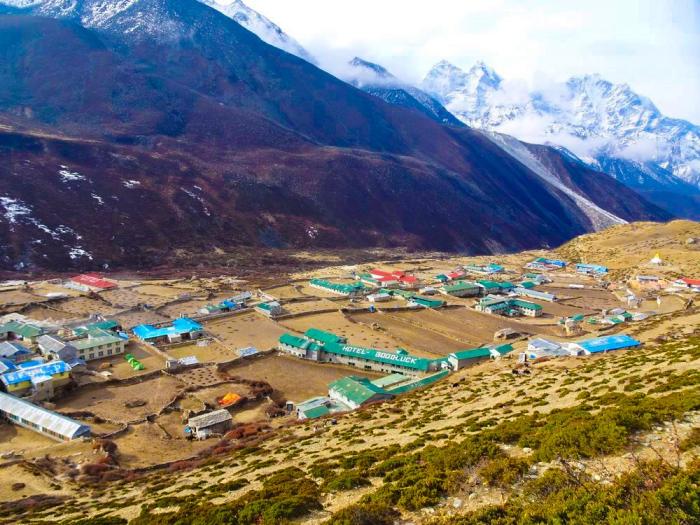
[242,0,700,123]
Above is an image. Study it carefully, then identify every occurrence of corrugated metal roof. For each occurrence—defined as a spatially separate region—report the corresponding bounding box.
[133,317,202,340]
[305,328,344,344]
[0,341,31,359]
[450,348,491,360]
[0,392,90,439]
[577,335,641,354]
[188,409,232,429]
[328,376,391,405]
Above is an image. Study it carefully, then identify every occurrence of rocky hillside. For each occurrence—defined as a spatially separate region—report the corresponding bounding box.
[0,2,672,271]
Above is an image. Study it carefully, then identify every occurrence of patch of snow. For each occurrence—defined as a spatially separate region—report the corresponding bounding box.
[0,196,32,224]
[122,179,141,188]
[91,193,104,205]
[68,247,93,260]
[59,167,86,182]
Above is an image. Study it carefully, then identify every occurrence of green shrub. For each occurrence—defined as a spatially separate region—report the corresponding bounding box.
[325,502,399,525]
[478,457,531,489]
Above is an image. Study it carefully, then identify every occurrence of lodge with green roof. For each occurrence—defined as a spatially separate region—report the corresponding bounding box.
[441,281,481,297]
[0,321,45,344]
[328,376,394,410]
[277,330,443,376]
[309,279,365,296]
[448,344,513,370]
[475,296,543,317]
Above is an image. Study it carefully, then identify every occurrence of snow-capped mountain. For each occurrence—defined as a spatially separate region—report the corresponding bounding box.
[345,57,463,126]
[198,0,316,64]
[1,0,316,64]
[420,60,700,191]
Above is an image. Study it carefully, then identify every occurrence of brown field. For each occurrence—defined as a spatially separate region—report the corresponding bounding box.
[350,312,464,356]
[109,421,211,469]
[100,288,148,309]
[226,354,380,401]
[282,299,338,315]
[20,304,76,322]
[133,284,189,300]
[117,309,171,329]
[413,307,560,347]
[58,297,120,316]
[167,340,237,363]
[30,283,83,298]
[0,290,45,307]
[279,311,406,350]
[206,312,288,351]
[263,284,308,300]
[524,299,595,318]
[55,375,182,423]
[542,286,623,310]
[175,365,227,388]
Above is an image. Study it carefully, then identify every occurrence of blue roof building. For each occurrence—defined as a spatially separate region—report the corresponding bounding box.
[132,318,203,343]
[576,263,608,275]
[574,334,641,354]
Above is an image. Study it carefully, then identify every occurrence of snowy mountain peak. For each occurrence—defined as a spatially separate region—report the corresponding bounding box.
[198,0,316,64]
[423,60,700,189]
[421,60,470,102]
[468,60,502,87]
[349,57,393,80]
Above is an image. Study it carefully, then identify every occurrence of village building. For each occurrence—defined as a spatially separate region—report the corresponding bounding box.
[447,344,513,370]
[71,319,122,337]
[37,335,78,363]
[0,321,45,344]
[198,299,241,315]
[328,376,394,410]
[476,280,515,295]
[0,360,72,399]
[278,332,441,376]
[304,328,346,345]
[408,296,445,309]
[440,281,481,298]
[310,278,365,296]
[568,334,641,355]
[575,263,608,275]
[186,409,233,439]
[0,341,32,363]
[132,318,203,344]
[461,263,504,275]
[475,296,543,317]
[513,286,557,302]
[674,278,700,292]
[525,258,567,271]
[64,273,117,293]
[367,292,392,303]
[369,269,419,289]
[0,392,90,441]
[71,329,127,362]
[255,301,283,317]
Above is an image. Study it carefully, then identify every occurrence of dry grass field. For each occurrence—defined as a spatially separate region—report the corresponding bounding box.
[205,312,289,351]
[280,311,408,351]
[54,375,182,423]
[167,340,237,363]
[225,354,380,401]
[350,311,465,356]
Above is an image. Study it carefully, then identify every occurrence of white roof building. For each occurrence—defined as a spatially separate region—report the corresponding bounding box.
[0,392,90,441]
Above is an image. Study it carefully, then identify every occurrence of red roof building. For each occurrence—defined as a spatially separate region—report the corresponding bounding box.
[70,273,117,290]
[370,269,418,287]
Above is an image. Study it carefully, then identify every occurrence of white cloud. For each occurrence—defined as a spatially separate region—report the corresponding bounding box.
[239,0,700,123]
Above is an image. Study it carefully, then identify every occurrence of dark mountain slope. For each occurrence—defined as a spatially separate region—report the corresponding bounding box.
[0,7,672,271]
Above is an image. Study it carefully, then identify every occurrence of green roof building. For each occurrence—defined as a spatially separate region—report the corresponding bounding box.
[441,281,481,297]
[0,321,44,342]
[328,376,394,410]
[304,328,346,345]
